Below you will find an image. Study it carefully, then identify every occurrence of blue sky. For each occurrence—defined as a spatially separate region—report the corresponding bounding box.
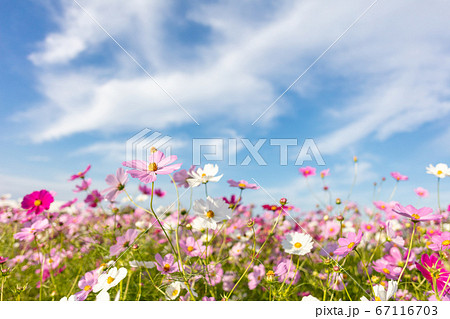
[1,0,449,212]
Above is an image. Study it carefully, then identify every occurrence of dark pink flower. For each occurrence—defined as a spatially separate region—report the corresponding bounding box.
[223,195,241,209]
[153,188,166,198]
[155,253,178,274]
[227,179,259,190]
[110,229,139,257]
[102,168,128,202]
[334,230,363,256]
[415,253,450,294]
[84,190,103,208]
[299,166,316,177]
[0,256,8,265]
[60,198,77,210]
[69,164,91,181]
[21,190,54,216]
[122,150,181,184]
[391,171,408,181]
[393,203,441,222]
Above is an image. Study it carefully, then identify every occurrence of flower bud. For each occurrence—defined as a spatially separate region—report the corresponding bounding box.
[335,198,341,205]
[336,215,344,221]
[279,198,287,206]
[266,270,275,282]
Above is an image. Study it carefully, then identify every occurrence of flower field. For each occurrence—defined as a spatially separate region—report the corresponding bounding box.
[1,152,449,301]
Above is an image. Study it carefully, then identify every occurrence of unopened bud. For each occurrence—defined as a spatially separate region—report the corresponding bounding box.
[132,244,139,250]
[335,198,341,205]
[336,215,344,221]
[279,198,287,206]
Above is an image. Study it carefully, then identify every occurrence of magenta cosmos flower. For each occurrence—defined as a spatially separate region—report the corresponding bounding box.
[110,229,140,257]
[122,150,182,184]
[14,218,49,242]
[299,166,316,177]
[334,230,363,256]
[69,164,91,181]
[391,171,408,181]
[60,198,77,210]
[393,203,441,222]
[155,253,178,274]
[416,253,450,294]
[74,270,98,301]
[0,256,8,265]
[73,178,91,193]
[21,190,54,216]
[102,168,129,202]
[84,190,103,208]
[429,232,450,251]
[227,179,259,190]
[320,169,330,178]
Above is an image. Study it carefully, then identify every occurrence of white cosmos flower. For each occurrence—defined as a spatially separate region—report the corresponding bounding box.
[93,267,127,293]
[282,232,314,255]
[96,290,120,301]
[136,194,149,202]
[60,295,77,301]
[129,260,155,269]
[426,163,450,178]
[373,280,398,301]
[302,295,320,301]
[165,281,183,300]
[187,164,223,187]
[192,197,231,230]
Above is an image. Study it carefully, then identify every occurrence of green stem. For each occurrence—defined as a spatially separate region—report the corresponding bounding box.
[397,222,417,286]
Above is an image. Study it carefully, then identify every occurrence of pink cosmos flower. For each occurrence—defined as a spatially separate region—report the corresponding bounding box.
[73,178,91,193]
[74,270,98,301]
[110,229,140,257]
[205,263,223,286]
[414,187,429,198]
[180,237,204,257]
[153,188,166,197]
[0,256,8,265]
[429,232,450,251]
[69,164,91,181]
[138,184,152,195]
[21,190,54,216]
[320,169,330,178]
[60,198,77,210]
[122,150,182,184]
[202,296,216,301]
[299,166,316,177]
[14,218,49,242]
[84,190,103,208]
[248,264,265,290]
[223,195,241,209]
[373,201,389,211]
[227,179,259,190]
[334,230,363,256]
[372,258,402,280]
[391,172,408,181]
[323,221,340,239]
[155,253,178,274]
[415,253,450,294]
[362,222,376,233]
[102,168,129,202]
[274,259,300,285]
[393,203,441,222]
[172,166,195,188]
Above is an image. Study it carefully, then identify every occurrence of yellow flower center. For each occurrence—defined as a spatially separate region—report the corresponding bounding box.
[148,162,158,171]
[442,240,450,246]
[107,276,114,284]
[305,170,309,174]
[437,170,443,175]
[381,205,386,209]
[347,242,355,249]
[84,285,92,291]
[329,228,334,232]
[172,289,178,296]
[294,242,302,248]
[34,199,42,206]
[201,173,206,177]
[382,268,390,274]
[271,206,277,211]
[411,214,420,220]
[187,246,194,252]
[366,225,372,230]
[164,264,171,272]
[375,296,381,301]
[238,183,246,188]
[48,259,53,264]
[206,210,215,218]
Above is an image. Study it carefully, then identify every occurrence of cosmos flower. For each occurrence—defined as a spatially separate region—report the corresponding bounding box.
[415,253,450,294]
[428,232,450,251]
[334,230,363,257]
[155,253,178,274]
[14,218,49,242]
[0,256,8,265]
[192,196,231,230]
[414,187,429,197]
[299,166,316,177]
[187,164,223,187]
[393,203,441,222]
[227,179,259,190]
[74,270,98,301]
[60,198,78,210]
[102,168,128,202]
[93,267,127,293]
[73,178,91,193]
[109,229,139,257]
[426,163,450,178]
[122,150,182,184]
[69,164,91,181]
[361,280,398,301]
[84,190,104,208]
[248,264,265,290]
[391,172,408,181]
[320,169,330,178]
[172,165,196,188]
[180,237,204,257]
[21,190,54,216]
[282,232,314,255]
